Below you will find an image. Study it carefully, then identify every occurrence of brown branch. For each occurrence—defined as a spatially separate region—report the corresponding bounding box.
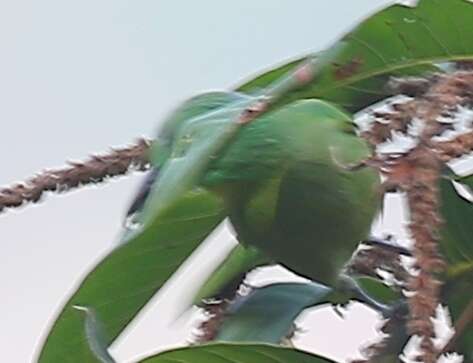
[0,138,152,213]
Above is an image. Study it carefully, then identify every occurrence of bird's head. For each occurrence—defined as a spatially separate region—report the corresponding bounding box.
[141,91,257,222]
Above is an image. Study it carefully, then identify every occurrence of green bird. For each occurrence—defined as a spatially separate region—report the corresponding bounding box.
[128,91,381,307]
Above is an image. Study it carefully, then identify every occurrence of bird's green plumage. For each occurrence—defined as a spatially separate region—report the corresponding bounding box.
[147,92,380,286]
[197,98,379,284]
[149,91,250,166]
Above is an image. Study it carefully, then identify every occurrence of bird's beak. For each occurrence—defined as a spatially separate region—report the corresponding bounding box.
[140,97,255,224]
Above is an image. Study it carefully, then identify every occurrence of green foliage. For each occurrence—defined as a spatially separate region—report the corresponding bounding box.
[237,57,308,93]
[140,344,336,363]
[238,0,473,113]
[39,92,256,362]
[214,282,332,344]
[38,190,223,363]
[39,1,473,362]
[144,93,257,219]
[355,277,401,305]
[439,174,473,360]
[440,178,473,266]
[371,176,473,360]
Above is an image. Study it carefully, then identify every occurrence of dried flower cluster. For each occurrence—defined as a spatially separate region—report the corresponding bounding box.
[363,69,473,363]
[345,238,411,284]
[192,300,230,344]
[437,130,473,161]
[2,65,473,361]
[0,138,151,213]
[347,240,410,363]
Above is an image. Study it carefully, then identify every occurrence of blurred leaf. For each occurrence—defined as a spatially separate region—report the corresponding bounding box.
[149,92,251,165]
[215,282,332,344]
[39,92,262,362]
[140,343,337,363]
[38,189,224,363]
[143,94,257,220]
[236,0,473,113]
[38,2,473,361]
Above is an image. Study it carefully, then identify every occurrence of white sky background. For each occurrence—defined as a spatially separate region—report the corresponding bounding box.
[0,1,431,362]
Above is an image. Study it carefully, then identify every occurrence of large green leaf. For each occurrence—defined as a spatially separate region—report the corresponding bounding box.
[214,282,332,344]
[38,189,224,363]
[140,343,336,363]
[433,174,473,359]
[39,92,263,362]
[237,0,473,113]
[354,277,401,306]
[39,2,473,361]
[237,57,308,93]
[440,178,473,269]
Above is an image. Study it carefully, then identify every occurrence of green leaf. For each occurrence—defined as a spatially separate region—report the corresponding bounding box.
[39,91,260,362]
[355,277,400,306]
[439,178,473,268]
[38,189,224,363]
[214,282,332,344]
[73,306,115,363]
[236,0,473,113]
[237,57,308,93]
[438,174,473,359]
[456,173,473,189]
[194,244,270,304]
[140,343,337,363]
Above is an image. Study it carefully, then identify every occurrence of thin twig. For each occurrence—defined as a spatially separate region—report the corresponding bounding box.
[0,138,152,213]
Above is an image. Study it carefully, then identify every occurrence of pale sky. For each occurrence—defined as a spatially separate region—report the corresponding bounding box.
[0,1,421,362]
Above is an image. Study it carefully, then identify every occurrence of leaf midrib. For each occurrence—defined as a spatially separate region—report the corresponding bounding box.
[313,54,473,96]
